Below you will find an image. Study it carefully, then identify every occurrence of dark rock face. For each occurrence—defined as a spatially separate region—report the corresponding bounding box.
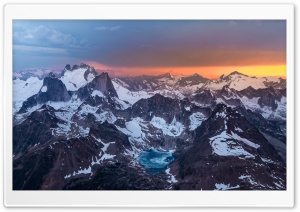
[118,73,208,92]
[129,94,182,123]
[216,85,239,98]
[62,63,97,81]
[221,71,248,81]
[238,86,284,111]
[189,90,214,105]
[64,64,71,71]
[221,97,243,107]
[89,121,132,151]
[13,121,135,190]
[71,64,79,70]
[48,72,56,78]
[13,136,105,190]
[18,77,71,113]
[264,77,286,89]
[77,72,118,100]
[258,93,278,110]
[118,73,178,91]
[13,147,57,190]
[235,107,286,144]
[176,74,209,86]
[39,77,71,101]
[63,164,168,190]
[84,66,97,81]
[13,105,60,154]
[173,104,286,190]
[238,86,282,101]
[122,94,211,135]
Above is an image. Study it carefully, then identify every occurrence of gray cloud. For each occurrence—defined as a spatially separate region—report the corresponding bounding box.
[94,25,120,31]
[13,45,68,55]
[13,25,88,48]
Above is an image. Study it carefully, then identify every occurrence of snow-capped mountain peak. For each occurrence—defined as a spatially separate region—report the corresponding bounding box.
[60,64,97,91]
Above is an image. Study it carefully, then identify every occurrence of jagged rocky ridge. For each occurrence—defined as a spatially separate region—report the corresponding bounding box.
[12,65,286,190]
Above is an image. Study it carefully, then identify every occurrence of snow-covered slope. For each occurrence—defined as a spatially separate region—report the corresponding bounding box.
[13,77,43,112]
[13,77,43,102]
[204,72,283,91]
[61,68,94,91]
[112,79,153,104]
[12,66,286,191]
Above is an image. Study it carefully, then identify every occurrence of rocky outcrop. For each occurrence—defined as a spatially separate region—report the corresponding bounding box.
[77,72,118,100]
[238,86,283,110]
[13,105,61,154]
[189,90,214,105]
[172,104,286,190]
[18,74,71,113]
[89,121,132,151]
[176,73,209,86]
[12,68,287,191]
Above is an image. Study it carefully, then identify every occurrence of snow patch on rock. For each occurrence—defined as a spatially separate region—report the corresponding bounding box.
[209,131,255,158]
[150,116,185,136]
[189,112,207,130]
[215,183,240,190]
[41,86,47,92]
[165,168,178,184]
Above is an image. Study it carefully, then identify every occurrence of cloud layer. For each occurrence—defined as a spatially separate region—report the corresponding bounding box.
[13,20,286,77]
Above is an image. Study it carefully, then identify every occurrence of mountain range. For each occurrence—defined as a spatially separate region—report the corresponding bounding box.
[12,63,286,190]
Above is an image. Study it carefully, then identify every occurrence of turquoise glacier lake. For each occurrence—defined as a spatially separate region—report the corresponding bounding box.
[137,148,174,174]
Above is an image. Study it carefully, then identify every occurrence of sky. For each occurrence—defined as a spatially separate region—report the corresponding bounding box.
[13,20,286,79]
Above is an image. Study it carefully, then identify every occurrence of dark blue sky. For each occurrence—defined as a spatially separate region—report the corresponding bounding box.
[13,20,286,77]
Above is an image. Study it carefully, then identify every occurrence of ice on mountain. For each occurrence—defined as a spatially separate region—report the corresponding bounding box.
[165,168,178,183]
[112,80,153,104]
[189,112,206,130]
[204,73,281,91]
[234,127,243,132]
[238,174,251,180]
[216,111,226,118]
[78,126,90,136]
[90,139,116,165]
[209,131,255,158]
[78,104,99,117]
[112,97,131,110]
[150,116,184,136]
[231,132,260,149]
[55,122,72,136]
[261,157,273,163]
[87,73,95,82]
[91,90,104,98]
[41,86,47,92]
[13,77,43,111]
[125,118,146,139]
[215,183,240,190]
[238,174,261,187]
[61,68,94,91]
[184,106,191,111]
[95,111,117,124]
[65,166,93,179]
[215,98,226,105]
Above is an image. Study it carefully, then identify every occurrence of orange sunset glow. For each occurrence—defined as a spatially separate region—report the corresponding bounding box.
[85,60,286,79]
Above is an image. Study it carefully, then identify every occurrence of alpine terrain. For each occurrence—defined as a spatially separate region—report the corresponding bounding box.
[13,64,286,190]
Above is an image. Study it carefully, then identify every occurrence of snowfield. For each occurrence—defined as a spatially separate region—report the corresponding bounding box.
[112,80,153,104]
[61,68,94,91]
[189,112,206,130]
[13,77,44,112]
[150,116,185,136]
[209,131,255,158]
